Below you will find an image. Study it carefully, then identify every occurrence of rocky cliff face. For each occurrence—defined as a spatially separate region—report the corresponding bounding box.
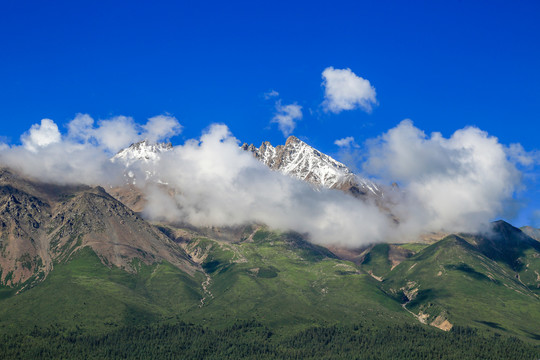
[0,183,52,286]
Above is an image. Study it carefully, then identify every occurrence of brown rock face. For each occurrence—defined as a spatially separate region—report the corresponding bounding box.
[0,184,52,286]
[0,168,199,287]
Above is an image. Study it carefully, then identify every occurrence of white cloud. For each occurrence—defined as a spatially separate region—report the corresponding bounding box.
[142,115,182,143]
[3,115,129,185]
[322,67,377,114]
[272,101,302,136]
[67,113,95,142]
[2,135,123,186]
[66,114,182,151]
[93,116,140,153]
[0,113,186,185]
[0,136,9,151]
[334,136,358,148]
[363,119,522,234]
[21,119,61,152]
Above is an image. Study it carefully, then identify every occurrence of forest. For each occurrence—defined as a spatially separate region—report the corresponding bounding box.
[1,320,538,359]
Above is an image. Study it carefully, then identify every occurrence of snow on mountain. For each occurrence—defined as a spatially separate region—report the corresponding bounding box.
[112,140,172,167]
[111,140,172,184]
[241,136,382,197]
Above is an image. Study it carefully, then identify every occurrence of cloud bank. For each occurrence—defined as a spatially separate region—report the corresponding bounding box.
[140,125,394,245]
[363,119,522,234]
[0,115,532,247]
[322,67,377,113]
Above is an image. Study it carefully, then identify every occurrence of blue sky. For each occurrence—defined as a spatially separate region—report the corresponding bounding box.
[0,0,539,226]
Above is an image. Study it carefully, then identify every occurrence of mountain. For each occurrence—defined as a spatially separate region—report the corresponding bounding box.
[1,142,540,357]
[376,221,540,338]
[0,167,198,288]
[107,137,385,215]
[241,136,382,199]
[111,140,173,185]
[467,220,540,272]
[112,140,172,167]
[110,137,383,201]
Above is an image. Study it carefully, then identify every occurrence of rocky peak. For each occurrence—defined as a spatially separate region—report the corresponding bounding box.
[112,140,173,167]
[111,140,174,185]
[242,136,382,198]
[284,135,300,146]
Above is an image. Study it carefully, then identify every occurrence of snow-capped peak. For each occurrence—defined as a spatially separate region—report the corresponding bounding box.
[112,140,172,167]
[241,136,381,197]
[111,140,173,185]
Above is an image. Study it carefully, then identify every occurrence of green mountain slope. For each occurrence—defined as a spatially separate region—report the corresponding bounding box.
[383,232,540,340]
[165,228,411,331]
[0,225,413,335]
[0,247,204,334]
[462,221,540,294]
[358,243,415,279]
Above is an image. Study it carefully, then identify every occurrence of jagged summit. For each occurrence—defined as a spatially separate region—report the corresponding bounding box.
[112,140,173,167]
[241,136,381,197]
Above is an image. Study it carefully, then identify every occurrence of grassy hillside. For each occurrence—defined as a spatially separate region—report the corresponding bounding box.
[358,243,393,277]
[0,247,203,334]
[0,229,412,335]
[180,229,410,331]
[461,221,540,295]
[383,234,540,340]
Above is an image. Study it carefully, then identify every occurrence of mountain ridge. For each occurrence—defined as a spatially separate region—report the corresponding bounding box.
[0,167,199,287]
[241,136,382,199]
